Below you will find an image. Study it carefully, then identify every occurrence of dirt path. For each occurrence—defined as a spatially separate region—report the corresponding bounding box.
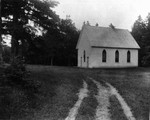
[65,81,88,120]
[65,78,136,120]
[89,77,136,120]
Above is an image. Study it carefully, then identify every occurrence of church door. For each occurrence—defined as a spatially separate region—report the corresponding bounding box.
[87,57,89,68]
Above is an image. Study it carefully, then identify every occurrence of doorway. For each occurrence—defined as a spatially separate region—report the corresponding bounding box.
[87,57,89,68]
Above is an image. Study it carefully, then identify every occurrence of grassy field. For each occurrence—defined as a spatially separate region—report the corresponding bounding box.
[80,67,150,120]
[7,65,148,120]
[26,65,84,120]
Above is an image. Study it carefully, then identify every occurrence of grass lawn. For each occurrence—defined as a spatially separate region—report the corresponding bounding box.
[9,65,149,120]
[79,67,150,120]
[26,65,84,120]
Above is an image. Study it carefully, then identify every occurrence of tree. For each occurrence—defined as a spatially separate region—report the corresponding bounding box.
[57,18,79,66]
[2,0,80,66]
[0,0,3,64]
[33,17,80,66]
[2,0,59,58]
[142,13,150,66]
[132,16,146,46]
[132,14,150,66]
[2,45,11,63]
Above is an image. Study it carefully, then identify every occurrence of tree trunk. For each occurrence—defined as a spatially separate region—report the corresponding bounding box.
[68,56,71,66]
[11,3,19,58]
[50,56,53,66]
[0,38,3,64]
[21,39,25,58]
[0,0,3,64]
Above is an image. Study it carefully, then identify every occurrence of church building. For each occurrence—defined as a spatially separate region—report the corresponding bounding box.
[76,23,140,68]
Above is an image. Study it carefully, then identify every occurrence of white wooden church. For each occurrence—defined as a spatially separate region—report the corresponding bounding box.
[76,23,140,68]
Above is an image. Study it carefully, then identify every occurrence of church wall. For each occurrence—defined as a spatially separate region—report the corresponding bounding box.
[89,48,138,68]
[77,35,91,67]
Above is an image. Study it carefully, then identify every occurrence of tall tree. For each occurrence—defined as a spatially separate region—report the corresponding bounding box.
[0,0,3,63]
[58,18,79,66]
[132,15,146,46]
[132,14,150,66]
[1,0,59,57]
[35,17,80,66]
[142,13,150,65]
[2,0,80,66]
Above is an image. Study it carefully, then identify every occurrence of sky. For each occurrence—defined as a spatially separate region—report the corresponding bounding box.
[53,0,150,31]
[3,0,150,46]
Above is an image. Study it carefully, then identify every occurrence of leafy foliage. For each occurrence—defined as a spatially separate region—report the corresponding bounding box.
[131,13,150,66]
[24,18,79,66]
[1,0,59,56]
[0,0,3,63]
[38,18,80,66]
[0,57,42,119]
[2,0,80,66]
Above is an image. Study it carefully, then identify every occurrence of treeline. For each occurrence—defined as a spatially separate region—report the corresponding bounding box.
[131,13,150,66]
[1,0,150,67]
[1,0,79,66]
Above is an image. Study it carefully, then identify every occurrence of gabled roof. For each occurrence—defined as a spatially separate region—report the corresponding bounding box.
[76,25,140,49]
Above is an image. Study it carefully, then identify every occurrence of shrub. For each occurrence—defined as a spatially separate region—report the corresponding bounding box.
[0,56,42,119]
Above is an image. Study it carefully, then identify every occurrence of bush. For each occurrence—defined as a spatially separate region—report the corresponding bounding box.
[0,56,42,119]
[142,54,150,67]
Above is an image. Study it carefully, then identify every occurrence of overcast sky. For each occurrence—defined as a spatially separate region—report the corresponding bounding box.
[53,0,150,31]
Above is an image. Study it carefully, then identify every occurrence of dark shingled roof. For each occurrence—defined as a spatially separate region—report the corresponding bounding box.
[76,25,140,49]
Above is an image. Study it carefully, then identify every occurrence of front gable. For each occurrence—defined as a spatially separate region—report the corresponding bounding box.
[76,25,91,50]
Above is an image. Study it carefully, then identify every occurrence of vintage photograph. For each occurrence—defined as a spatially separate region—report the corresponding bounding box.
[0,0,150,120]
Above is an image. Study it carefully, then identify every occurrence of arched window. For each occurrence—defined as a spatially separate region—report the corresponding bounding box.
[83,50,86,62]
[127,51,131,63]
[102,50,106,62]
[115,50,119,63]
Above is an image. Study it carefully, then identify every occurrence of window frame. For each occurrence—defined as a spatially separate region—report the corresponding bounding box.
[115,50,119,63]
[102,49,107,62]
[127,51,131,63]
[83,50,86,62]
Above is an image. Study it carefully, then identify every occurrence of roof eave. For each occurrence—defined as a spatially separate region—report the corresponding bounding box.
[91,46,140,49]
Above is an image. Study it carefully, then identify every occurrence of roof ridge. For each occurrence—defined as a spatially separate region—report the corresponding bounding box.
[82,25,140,49]
[85,25,128,31]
